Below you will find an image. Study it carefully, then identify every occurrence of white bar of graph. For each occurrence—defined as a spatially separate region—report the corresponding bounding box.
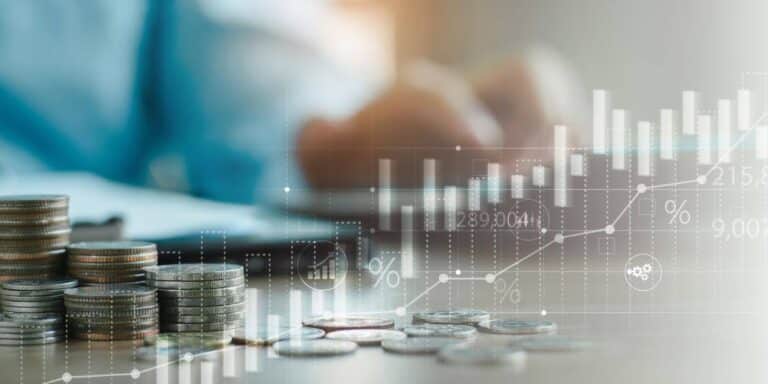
[246,345,260,374]
[593,89,608,154]
[718,99,732,163]
[289,289,302,328]
[510,175,526,198]
[738,89,752,131]
[444,186,458,231]
[660,109,676,160]
[178,360,192,384]
[245,288,260,373]
[554,125,569,207]
[683,91,697,135]
[222,347,240,378]
[423,159,437,231]
[611,109,626,170]
[756,125,768,159]
[468,178,482,211]
[267,315,280,359]
[532,166,549,187]
[637,121,652,176]
[378,159,392,231]
[401,205,414,279]
[311,290,324,316]
[570,154,584,176]
[156,349,169,384]
[201,361,215,384]
[333,278,346,315]
[697,115,713,164]
[487,163,502,204]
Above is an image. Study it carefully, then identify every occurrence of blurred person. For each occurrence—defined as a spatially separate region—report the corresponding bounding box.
[0,0,584,205]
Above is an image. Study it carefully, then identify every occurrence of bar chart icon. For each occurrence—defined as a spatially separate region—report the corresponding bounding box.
[307,254,337,281]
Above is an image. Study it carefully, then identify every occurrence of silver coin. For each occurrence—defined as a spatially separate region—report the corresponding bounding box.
[64,285,156,300]
[413,310,490,325]
[0,249,66,263]
[272,339,357,357]
[144,263,244,281]
[145,332,233,349]
[0,313,61,327]
[514,336,591,352]
[402,324,477,338]
[66,307,159,320]
[303,316,394,332]
[326,329,406,346]
[477,319,557,335]
[156,285,244,298]
[158,294,245,307]
[160,302,245,316]
[159,311,245,324]
[2,304,64,313]
[0,226,71,240]
[382,337,469,354]
[1,295,63,304]
[2,278,77,291]
[232,327,325,346]
[64,296,156,308]
[0,236,69,252]
[438,344,527,366]
[4,312,63,321]
[0,329,63,339]
[0,195,68,208]
[162,320,244,332]
[0,336,63,346]
[67,241,157,256]
[68,260,157,270]
[1,290,64,300]
[147,276,245,289]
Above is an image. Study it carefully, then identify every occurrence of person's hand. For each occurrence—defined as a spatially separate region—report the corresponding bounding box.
[298,50,585,190]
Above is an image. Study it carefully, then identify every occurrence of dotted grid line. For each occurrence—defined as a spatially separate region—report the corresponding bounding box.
[582,153,589,321]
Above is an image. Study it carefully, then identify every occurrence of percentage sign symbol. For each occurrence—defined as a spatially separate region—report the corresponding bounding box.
[664,199,691,225]
[493,278,521,304]
[368,257,401,288]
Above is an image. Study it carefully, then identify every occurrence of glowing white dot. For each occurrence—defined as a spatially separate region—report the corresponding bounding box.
[541,309,547,316]
[130,369,141,379]
[554,234,564,244]
[283,186,291,193]
[455,145,462,151]
[541,228,548,234]
[484,274,495,284]
[605,225,615,235]
[697,175,707,185]
[369,187,376,193]
[395,307,406,317]
[637,184,647,194]
[183,352,194,362]
[438,274,449,283]
[455,269,462,276]
[62,373,72,383]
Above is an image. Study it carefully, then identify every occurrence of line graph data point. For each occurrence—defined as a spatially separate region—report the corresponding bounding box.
[637,183,647,193]
[485,274,495,284]
[130,369,140,379]
[697,175,707,184]
[62,373,72,384]
[554,234,564,244]
[605,225,615,235]
[439,274,449,283]
[395,307,406,317]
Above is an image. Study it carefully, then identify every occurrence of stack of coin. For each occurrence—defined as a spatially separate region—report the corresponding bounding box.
[0,314,64,346]
[67,241,158,285]
[1,278,78,320]
[144,263,245,334]
[0,195,70,282]
[64,285,159,341]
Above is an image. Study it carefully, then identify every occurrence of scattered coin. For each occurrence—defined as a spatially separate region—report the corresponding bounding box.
[232,327,326,346]
[382,337,469,354]
[326,329,406,346]
[303,316,395,332]
[477,319,557,335]
[402,324,477,338]
[437,344,527,366]
[272,339,358,357]
[413,310,490,325]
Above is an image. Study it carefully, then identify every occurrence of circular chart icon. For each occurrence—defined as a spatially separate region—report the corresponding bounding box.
[297,241,349,292]
[624,253,663,292]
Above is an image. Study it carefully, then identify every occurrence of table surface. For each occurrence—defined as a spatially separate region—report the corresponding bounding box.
[4,249,766,384]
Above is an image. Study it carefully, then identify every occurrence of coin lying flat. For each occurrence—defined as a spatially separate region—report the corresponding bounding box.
[0,195,69,210]
[437,344,527,366]
[232,327,326,346]
[272,339,358,357]
[303,317,394,332]
[413,310,490,325]
[514,336,591,352]
[144,263,244,281]
[477,319,557,335]
[382,337,469,354]
[326,329,406,346]
[402,324,477,338]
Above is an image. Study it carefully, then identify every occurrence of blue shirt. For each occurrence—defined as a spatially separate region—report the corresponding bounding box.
[0,0,376,203]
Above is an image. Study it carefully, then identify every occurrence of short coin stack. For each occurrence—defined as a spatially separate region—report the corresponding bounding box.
[1,278,78,320]
[67,241,158,285]
[0,314,64,346]
[0,195,70,282]
[144,263,245,334]
[64,285,159,341]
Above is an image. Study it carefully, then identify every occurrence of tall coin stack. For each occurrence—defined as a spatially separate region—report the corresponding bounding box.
[1,278,78,320]
[144,263,246,334]
[0,195,70,282]
[67,241,158,285]
[64,285,159,341]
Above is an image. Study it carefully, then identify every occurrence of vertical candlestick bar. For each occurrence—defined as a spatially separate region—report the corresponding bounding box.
[660,109,676,160]
[718,99,732,163]
[554,125,569,207]
[532,166,549,187]
[593,89,608,154]
[444,186,458,231]
[468,178,482,211]
[637,121,652,176]
[611,109,626,170]
[487,163,502,204]
[289,289,302,329]
[378,159,391,231]
[683,91,697,135]
[756,125,768,159]
[738,89,752,131]
[510,175,525,199]
[697,115,713,164]
[423,159,437,231]
[570,154,584,176]
[401,205,414,279]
